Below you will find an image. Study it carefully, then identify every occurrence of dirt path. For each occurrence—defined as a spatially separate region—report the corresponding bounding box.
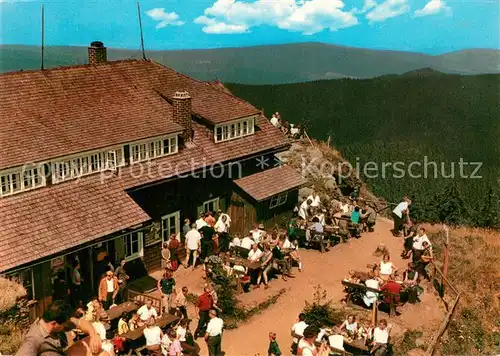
[167,218,444,355]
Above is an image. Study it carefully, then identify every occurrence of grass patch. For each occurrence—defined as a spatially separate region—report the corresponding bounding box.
[428,228,500,355]
[394,330,425,354]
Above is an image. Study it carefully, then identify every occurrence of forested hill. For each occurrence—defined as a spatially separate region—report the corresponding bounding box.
[227,73,500,227]
[1,43,499,84]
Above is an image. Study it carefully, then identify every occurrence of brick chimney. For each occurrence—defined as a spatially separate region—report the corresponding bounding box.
[172,91,193,141]
[88,41,107,65]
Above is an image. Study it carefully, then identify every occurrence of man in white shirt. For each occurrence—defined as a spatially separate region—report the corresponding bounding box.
[412,227,431,250]
[137,300,158,322]
[371,319,391,355]
[241,236,254,250]
[205,310,223,356]
[392,197,411,236]
[298,199,312,220]
[247,243,263,262]
[411,227,431,264]
[291,313,308,354]
[270,114,279,127]
[195,213,208,230]
[184,223,201,270]
[307,192,321,208]
[249,224,265,243]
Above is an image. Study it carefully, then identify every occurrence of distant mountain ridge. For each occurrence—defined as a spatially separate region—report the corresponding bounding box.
[1,42,499,84]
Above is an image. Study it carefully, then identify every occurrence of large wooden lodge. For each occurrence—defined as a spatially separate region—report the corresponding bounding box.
[0,42,305,314]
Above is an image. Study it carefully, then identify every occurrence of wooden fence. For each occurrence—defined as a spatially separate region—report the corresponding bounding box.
[425,225,461,355]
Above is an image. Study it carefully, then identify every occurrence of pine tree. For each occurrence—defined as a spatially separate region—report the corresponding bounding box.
[435,183,470,226]
[478,186,500,228]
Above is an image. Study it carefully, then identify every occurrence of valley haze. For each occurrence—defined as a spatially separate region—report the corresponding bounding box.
[1,42,499,84]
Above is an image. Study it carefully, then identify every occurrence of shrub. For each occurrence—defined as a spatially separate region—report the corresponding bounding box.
[302,285,343,327]
[0,277,26,313]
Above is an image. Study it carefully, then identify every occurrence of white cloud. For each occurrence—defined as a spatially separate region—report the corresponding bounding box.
[353,0,377,14]
[146,8,185,29]
[414,0,450,17]
[194,0,359,35]
[365,0,409,22]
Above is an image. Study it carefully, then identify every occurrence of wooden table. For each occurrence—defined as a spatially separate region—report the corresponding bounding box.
[128,275,158,294]
[343,337,369,352]
[107,301,139,320]
[123,314,180,341]
[229,257,262,270]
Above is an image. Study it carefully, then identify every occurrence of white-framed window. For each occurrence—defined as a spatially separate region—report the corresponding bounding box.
[161,211,180,243]
[6,268,34,300]
[51,146,125,184]
[123,231,143,261]
[0,165,46,198]
[203,198,220,213]
[129,135,178,164]
[214,116,256,143]
[270,192,288,209]
[105,150,117,171]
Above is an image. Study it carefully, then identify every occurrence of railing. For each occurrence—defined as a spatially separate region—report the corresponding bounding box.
[425,225,461,356]
[127,289,162,312]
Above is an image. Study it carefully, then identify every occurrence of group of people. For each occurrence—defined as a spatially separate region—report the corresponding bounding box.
[269,111,305,140]
[291,190,377,251]
[282,313,393,356]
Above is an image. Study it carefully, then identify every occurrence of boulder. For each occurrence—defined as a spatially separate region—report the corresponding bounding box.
[299,187,313,200]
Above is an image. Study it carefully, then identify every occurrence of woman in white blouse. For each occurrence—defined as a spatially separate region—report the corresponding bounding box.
[379,254,398,281]
[143,317,163,356]
[363,272,381,307]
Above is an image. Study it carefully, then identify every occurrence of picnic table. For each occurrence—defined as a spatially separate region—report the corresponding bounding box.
[123,314,180,341]
[229,256,262,270]
[343,337,369,352]
[121,314,180,356]
[107,301,139,320]
[341,280,405,316]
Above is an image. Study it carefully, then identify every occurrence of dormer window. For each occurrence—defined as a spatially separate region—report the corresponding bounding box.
[130,134,178,164]
[51,146,125,184]
[0,165,45,198]
[214,116,256,143]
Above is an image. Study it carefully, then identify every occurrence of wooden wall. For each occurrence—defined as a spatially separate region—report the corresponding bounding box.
[143,243,162,272]
[227,191,257,237]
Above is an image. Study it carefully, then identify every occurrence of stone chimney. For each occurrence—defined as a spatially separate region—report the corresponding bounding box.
[172,91,193,141]
[88,41,107,65]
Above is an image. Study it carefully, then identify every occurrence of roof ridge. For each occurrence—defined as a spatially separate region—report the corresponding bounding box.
[0,58,144,77]
[148,60,262,115]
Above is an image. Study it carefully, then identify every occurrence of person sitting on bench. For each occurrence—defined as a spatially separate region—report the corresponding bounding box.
[362,272,381,307]
[272,240,294,281]
[308,217,328,252]
[380,274,401,307]
[349,206,362,238]
[403,263,423,303]
[369,319,391,355]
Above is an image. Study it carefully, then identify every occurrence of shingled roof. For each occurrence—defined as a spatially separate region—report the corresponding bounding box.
[0,113,289,272]
[0,60,260,170]
[234,165,306,202]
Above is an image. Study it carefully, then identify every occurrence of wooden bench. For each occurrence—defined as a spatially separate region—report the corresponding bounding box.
[127,290,162,312]
[122,314,180,355]
[341,281,401,316]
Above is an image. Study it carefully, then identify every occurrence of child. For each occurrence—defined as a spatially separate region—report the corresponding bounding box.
[357,321,373,343]
[344,270,360,283]
[268,332,282,356]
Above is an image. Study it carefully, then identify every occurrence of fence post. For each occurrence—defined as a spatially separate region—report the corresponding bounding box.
[371,300,378,326]
[442,225,450,286]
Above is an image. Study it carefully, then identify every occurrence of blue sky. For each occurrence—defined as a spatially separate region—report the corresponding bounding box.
[0,0,498,54]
